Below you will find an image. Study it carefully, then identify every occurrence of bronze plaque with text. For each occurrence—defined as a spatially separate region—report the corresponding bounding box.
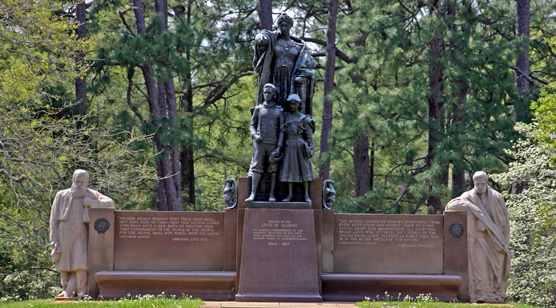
[114,211,226,271]
[334,214,443,274]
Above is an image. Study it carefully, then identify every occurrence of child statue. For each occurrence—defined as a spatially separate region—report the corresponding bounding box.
[279,94,315,202]
[245,83,285,202]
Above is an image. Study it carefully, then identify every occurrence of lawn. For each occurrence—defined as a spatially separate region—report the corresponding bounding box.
[355,298,539,308]
[0,296,541,308]
[0,295,204,308]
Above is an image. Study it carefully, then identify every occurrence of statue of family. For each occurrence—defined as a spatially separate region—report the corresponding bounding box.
[246,84,315,203]
[246,13,317,203]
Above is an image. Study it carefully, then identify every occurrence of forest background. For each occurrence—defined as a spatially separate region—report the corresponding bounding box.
[1,0,556,306]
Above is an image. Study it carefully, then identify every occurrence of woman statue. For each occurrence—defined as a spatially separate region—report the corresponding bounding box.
[280,94,315,202]
[254,13,316,115]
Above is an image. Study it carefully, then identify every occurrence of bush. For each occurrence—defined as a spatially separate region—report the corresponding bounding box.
[492,123,556,307]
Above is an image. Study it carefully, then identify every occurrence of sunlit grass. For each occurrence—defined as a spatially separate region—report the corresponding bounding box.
[0,294,204,308]
[355,293,541,308]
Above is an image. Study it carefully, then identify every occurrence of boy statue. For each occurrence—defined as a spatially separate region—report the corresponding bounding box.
[246,83,285,202]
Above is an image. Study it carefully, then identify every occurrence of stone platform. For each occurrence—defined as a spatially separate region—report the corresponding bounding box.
[95,271,236,300]
[247,201,312,209]
[88,179,470,303]
[202,302,357,308]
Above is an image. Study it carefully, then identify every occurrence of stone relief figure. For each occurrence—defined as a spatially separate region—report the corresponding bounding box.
[246,84,285,202]
[445,171,510,303]
[254,13,316,115]
[50,169,114,298]
[224,178,238,209]
[279,94,315,202]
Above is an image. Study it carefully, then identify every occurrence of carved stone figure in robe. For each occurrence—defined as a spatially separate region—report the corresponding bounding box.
[246,84,285,202]
[254,13,316,115]
[50,169,114,298]
[445,171,510,303]
[279,94,315,202]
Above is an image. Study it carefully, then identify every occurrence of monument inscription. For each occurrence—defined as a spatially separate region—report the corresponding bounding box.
[334,214,443,274]
[253,220,307,246]
[117,215,221,242]
[114,211,226,271]
[236,209,321,301]
[337,217,440,246]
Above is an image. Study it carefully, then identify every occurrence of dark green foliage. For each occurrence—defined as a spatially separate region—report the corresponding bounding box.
[327,0,555,214]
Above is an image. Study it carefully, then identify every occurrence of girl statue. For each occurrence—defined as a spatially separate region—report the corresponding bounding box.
[279,94,315,202]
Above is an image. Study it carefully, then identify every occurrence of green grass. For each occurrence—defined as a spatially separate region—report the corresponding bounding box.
[0,297,543,308]
[355,299,541,308]
[0,295,204,308]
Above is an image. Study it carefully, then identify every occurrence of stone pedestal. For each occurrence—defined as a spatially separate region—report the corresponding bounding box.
[443,210,469,302]
[88,208,115,298]
[247,201,312,209]
[236,208,321,302]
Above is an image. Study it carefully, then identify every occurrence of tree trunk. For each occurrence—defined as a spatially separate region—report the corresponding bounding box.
[156,160,167,211]
[446,1,469,199]
[75,0,87,128]
[155,0,183,211]
[515,0,530,123]
[179,2,195,208]
[426,1,444,213]
[134,0,182,210]
[318,0,338,180]
[181,145,195,207]
[370,139,374,191]
[258,0,272,30]
[451,170,465,198]
[451,80,468,198]
[353,136,370,197]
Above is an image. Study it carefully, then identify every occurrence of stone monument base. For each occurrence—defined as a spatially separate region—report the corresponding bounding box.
[88,189,469,303]
[321,273,462,302]
[95,271,236,300]
[247,201,312,209]
[235,293,322,302]
[236,208,321,302]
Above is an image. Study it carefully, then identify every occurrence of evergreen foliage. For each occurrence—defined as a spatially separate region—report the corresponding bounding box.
[328,0,556,213]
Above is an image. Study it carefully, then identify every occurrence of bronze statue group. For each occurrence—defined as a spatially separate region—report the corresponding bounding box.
[246,13,317,203]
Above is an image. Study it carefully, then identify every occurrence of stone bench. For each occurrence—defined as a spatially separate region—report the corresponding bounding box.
[95,271,236,300]
[321,273,462,302]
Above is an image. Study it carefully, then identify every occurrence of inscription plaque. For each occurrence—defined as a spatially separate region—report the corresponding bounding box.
[236,209,321,302]
[114,211,226,271]
[334,214,443,274]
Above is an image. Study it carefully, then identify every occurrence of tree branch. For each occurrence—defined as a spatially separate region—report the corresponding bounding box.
[509,65,543,89]
[0,169,43,187]
[119,9,136,35]
[302,36,357,63]
[202,71,254,107]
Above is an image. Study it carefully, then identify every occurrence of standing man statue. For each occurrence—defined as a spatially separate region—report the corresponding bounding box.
[50,169,114,298]
[246,83,285,202]
[445,171,510,303]
[253,13,316,115]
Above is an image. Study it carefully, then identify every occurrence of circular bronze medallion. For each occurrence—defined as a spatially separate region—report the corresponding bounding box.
[449,222,464,238]
[94,218,110,234]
